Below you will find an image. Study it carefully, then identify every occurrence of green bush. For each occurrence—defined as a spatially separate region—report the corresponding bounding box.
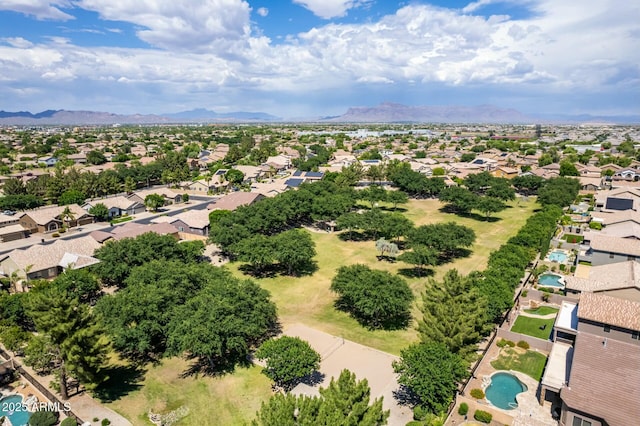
[474,410,493,424]
[101,420,111,426]
[60,418,77,426]
[413,405,428,421]
[458,402,469,416]
[51,233,60,238]
[559,264,566,271]
[506,340,516,347]
[470,388,485,399]
[589,221,602,230]
[496,339,508,348]
[521,290,528,298]
[517,340,530,350]
[28,410,59,426]
[570,266,576,273]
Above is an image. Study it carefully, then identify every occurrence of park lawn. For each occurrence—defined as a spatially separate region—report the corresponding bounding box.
[105,357,272,426]
[524,306,559,316]
[511,316,555,340]
[491,347,548,381]
[226,197,537,355]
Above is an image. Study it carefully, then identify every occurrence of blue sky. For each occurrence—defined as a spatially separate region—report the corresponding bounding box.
[0,1,638,118]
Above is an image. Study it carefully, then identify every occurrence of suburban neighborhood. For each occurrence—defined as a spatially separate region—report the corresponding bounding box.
[0,122,638,426]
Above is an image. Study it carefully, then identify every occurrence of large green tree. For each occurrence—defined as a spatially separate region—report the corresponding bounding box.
[27,286,109,399]
[167,276,277,371]
[330,265,413,330]
[255,336,321,391]
[393,342,466,415]
[253,369,389,426]
[273,229,316,276]
[93,232,204,287]
[419,270,490,357]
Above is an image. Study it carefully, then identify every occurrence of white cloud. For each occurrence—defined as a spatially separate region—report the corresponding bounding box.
[1,1,638,116]
[292,0,372,19]
[0,0,74,20]
[1,37,34,48]
[256,7,268,17]
[76,0,252,52]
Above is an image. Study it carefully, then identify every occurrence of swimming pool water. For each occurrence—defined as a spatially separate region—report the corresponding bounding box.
[0,394,31,426]
[538,273,564,288]
[548,250,568,263]
[485,372,527,410]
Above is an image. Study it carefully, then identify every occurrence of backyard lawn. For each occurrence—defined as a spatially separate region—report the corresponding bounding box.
[491,347,548,381]
[524,306,559,316]
[511,316,556,340]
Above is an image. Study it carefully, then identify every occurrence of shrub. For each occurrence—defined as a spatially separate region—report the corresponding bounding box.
[51,233,60,238]
[470,388,485,399]
[474,410,493,424]
[28,410,59,426]
[101,420,111,426]
[521,290,528,298]
[559,264,566,271]
[413,405,428,421]
[60,418,77,426]
[517,340,530,350]
[458,402,469,416]
[570,265,576,273]
[59,228,66,233]
[589,221,602,230]
[496,339,508,348]
[542,293,551,302]
[506,340,516,347]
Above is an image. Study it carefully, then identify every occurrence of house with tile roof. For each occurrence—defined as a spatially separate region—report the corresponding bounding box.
[565,261,640,302]
[541,293,640,426]
[83,195,146,218]
[19,204,95,234]
[151,209,211,236]
[0,235,101,280]
[207,191,264,211]
[579,233,640,266]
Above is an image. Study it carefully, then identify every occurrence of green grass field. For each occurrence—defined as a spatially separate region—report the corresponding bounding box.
[491,347,548,381]
[106,197,537,424]
[511,316,555,340]
[105,358,272,426]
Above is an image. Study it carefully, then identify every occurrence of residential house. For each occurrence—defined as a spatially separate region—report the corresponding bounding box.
[151,209,211,236]
[594,187,640,211]
[491,166,519,179]
[19,204,95,234]
[233,165,263,183]
[108,222,179,241]
[565,261,640,302]
[66,153,87,165]
[83,196,146,218]
[0,236,101,280]
[37,156,58,167]
[265,154,291,171]
[579,233,640,266]
[0,225,30,242]
[249,181,288,198]
[129,188,183,206]
[541,292,640,426]
[207,192,264,211]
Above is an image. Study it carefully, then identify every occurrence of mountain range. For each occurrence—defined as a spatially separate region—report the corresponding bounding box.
[0,103,637,125]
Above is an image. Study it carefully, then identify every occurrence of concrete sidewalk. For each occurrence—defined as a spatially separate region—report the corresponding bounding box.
[285,323,413,426]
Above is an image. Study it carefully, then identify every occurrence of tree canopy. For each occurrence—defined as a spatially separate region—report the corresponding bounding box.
[255,336,321,391]
[393,342,467,415]
[253,369,389,426]
[330,264,413,330]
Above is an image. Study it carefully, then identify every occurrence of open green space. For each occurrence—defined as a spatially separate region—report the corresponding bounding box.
[511,316,555,340]
[105,357,272,426]
[523,306,559,316]
[107,197,537,423]
[491,347,548,381]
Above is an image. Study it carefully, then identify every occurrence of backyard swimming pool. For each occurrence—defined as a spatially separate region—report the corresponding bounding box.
[0,394,31,426]
[538,273,565,288]
[547,250,568,263]
[485,372,528,410]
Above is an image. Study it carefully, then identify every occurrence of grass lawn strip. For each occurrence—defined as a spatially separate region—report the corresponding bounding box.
[523,306,559,316]
[511,316,555,340]
[491,347,548,381]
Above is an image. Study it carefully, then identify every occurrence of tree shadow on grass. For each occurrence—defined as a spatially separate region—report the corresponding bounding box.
[437,248,473,265]
[93,364,146,403]
[438,205,502,222]
[338,231,375,242]
[179,354,250,379]
[397,267,435,279]
[238,261,319,278]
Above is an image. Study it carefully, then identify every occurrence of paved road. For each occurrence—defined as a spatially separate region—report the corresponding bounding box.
[0,195,218,256]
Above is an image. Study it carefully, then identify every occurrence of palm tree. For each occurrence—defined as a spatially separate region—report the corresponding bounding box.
[61,206,76,229]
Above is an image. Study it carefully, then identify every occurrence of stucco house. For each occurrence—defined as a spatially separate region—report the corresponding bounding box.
[19,204,95,234]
